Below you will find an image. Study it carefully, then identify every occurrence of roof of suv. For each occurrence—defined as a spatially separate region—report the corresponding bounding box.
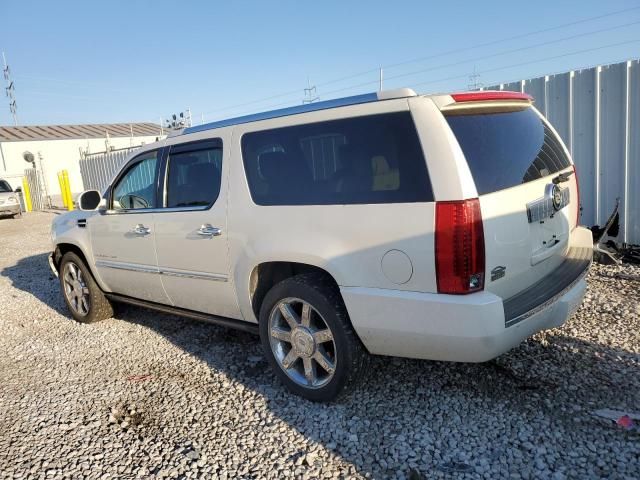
[182,88,419,135]
[180,88,533,137]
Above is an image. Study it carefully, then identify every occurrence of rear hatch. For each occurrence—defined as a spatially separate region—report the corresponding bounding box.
[442,95,580,301]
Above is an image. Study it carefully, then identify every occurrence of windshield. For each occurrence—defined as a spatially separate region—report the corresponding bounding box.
[446,108,571,195]
[0,180,12,192]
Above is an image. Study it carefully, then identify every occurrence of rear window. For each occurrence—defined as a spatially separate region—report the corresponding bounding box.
[241,112,433,205]
[446,108,571,195]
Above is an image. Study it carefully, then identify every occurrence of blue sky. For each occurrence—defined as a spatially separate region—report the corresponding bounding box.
[0,0,639,126]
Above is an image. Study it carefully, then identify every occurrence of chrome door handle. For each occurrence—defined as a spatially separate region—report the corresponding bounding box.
[132,224,151,235]
[197,224,222,237]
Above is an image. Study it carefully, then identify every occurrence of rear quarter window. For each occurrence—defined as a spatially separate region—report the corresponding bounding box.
[241,112,433,205]
[446,108,571,195]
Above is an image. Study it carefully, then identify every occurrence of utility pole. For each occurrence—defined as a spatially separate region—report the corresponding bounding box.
[379,67,383,92]
[303,77,319,104]
[2,52,18,125]
[468,65,483,91]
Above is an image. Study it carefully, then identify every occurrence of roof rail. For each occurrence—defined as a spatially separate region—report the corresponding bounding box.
[183,88,417,135]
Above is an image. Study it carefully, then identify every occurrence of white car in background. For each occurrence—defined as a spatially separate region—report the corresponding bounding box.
[49,88,592,401]
[0,179,21,218]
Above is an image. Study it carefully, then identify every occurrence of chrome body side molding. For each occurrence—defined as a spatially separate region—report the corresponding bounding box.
[95,260,227,282]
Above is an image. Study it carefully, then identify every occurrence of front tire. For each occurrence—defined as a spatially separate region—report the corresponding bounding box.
[59,252,113,323]
[259,273,368,402]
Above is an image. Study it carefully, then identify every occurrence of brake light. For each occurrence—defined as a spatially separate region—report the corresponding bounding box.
[573,164,580,226]
[435,199,485,294]
[451,91,533,103]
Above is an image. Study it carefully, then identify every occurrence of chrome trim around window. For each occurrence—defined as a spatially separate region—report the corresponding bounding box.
[104,205,209,215]
[94,260,227,282]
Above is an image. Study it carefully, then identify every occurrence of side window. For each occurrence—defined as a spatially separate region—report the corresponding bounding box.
[241,112,433,206]
[166,142,222,208]
[112,151,159,210]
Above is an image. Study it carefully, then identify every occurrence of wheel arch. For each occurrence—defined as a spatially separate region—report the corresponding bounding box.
[53,242,107,291]
[248,261,341,322]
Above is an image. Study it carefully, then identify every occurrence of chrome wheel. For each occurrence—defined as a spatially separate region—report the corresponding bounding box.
[63,261,90,316]
[268,297,337,389]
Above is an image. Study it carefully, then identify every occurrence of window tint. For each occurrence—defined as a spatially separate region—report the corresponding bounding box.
[0,180,12,192]
[446,108,571,195]
[112,151,158,210]
[241,112,433,205]
[166,145,222,208]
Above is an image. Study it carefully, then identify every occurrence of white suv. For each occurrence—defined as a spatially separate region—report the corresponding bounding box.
[49,88,592,401]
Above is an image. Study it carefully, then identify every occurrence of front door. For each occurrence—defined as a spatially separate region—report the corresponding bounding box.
[90,149,170,305]
[153,137,242,319]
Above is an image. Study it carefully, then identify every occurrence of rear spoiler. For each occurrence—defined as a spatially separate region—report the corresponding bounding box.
[433,90,534,114]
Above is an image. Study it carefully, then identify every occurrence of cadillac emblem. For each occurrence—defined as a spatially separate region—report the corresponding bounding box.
[551,184,563,211]
[526,184,570,223]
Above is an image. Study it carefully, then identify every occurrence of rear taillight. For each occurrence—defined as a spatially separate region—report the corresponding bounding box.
[435,199,485,294]
[572,164,580,227]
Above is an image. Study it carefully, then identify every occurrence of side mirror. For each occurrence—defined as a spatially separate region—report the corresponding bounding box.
[78,190,101,211]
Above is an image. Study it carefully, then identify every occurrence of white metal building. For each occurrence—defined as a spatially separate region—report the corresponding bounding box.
[0,123,163,207]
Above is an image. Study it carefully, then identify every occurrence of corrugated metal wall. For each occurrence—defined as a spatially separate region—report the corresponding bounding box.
[486,59,640,244]
[79,147,140,193]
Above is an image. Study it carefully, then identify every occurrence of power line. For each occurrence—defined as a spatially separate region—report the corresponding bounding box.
[13,75,133,94]
[359,19,640,88]
[262,31,640,103]
[380,5,640,71]
[197,6,640,120]
[410,39,640,90]
[218,39,640,120]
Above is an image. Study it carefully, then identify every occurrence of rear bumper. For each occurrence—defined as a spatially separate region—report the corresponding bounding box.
[341,227,592,362]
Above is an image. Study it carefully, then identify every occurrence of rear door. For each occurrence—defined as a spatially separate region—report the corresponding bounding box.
[153,136,242,319]
[444,105,579,300]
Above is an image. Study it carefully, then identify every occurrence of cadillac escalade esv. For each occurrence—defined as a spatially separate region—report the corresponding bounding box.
[49,88,592,401]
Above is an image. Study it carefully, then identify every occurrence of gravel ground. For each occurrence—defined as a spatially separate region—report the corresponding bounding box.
[0,212,638,480]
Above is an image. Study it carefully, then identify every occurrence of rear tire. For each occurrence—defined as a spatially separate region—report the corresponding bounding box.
[259,273,368,402]
[59,252,113,323]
